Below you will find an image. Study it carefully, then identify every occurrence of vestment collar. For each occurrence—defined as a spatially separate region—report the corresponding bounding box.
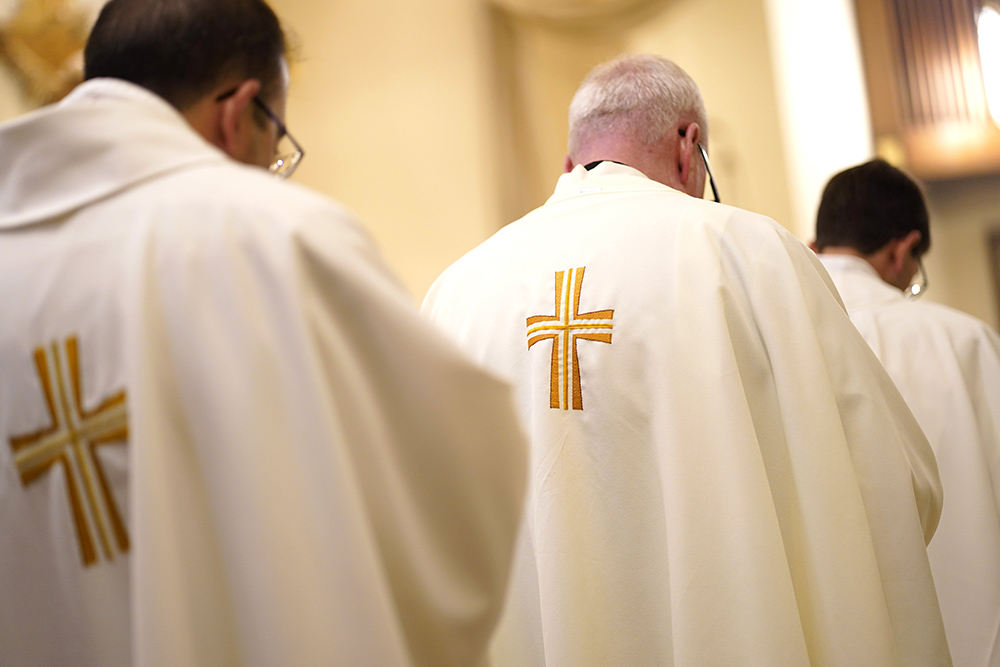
[545,162,679,206]
[0,78,226,229]
[818,253,908,308]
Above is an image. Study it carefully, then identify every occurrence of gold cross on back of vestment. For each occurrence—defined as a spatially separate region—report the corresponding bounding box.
[527,267,614,410]
[8,336,129,567]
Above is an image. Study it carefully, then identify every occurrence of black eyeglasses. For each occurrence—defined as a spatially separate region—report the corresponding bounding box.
[215,88,304,179]
[251,97,304,179]
[679,127,720,203]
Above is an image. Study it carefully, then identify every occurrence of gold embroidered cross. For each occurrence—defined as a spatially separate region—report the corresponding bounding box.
[8,336,129,567]
[527,267,613,410]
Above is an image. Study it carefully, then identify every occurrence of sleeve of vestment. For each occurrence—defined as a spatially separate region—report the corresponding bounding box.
[715,213,947,664]
[966,326,1000,518]
[124,188,527,667]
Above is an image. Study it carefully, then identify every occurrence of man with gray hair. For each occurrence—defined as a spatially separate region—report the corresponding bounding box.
[565,55,710,195]
[423,54,949,665]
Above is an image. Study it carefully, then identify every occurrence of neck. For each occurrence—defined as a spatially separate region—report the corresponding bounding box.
[571,133,684,193]
[817,246,865,259]
[819,246,906,291]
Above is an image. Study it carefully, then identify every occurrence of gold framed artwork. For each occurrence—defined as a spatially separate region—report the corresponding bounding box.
[0,0,94,104]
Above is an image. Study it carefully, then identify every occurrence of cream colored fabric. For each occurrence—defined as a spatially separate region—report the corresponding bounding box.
[423,161,949,666]
[0,78,527,667]
[821,253,1000,667]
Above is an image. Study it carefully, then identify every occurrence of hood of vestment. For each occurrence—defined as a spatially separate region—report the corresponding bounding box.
[818,254,908,310]
[0,78,227,229]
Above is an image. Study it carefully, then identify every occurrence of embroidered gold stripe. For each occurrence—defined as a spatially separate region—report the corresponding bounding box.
[51,342,114,561]
[59,452,98,566]
[14,405,127,473]
[526,322,614,337]
[562,270,571,410]
[90,438,130,551]
[527,333,560,408]
[14,430,70,472]
[10,350,59,453]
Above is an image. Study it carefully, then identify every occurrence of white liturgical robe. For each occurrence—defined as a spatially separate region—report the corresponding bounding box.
[423,162,950,666]
[0,79,527,667]
[820,253,1000,667]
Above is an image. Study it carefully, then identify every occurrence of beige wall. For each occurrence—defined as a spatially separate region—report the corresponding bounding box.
[924,176,1000,330]
[270,0,501,299]
[486,10,625,225]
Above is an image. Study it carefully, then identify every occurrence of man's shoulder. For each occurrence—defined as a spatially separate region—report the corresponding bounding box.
[702,200,795,242]
[584,188,792,248]
[426,192,806,309]
[443,192,794,274]
[121,161,401,313]
[159,161,346,214]
[530,187,787,247]
[908,299,1000,343]
[99,161,387,292]
[130,161,362,242]
[859,294,1000,359]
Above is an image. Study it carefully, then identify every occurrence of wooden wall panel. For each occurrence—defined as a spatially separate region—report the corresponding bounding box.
[854,0,1000,179]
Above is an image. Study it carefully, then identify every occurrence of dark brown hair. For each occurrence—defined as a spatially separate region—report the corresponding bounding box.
[84,0,286,110]
[815,159,931,256]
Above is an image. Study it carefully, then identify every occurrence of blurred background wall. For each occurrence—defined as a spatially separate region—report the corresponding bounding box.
[2,0,998,329]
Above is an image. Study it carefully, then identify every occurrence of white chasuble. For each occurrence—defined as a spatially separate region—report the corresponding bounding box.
[0,79,527,667]
[821,253,1000,667]
[423,162,950,666]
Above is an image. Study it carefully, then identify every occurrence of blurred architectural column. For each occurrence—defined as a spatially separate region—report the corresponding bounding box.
[762,0,874,239]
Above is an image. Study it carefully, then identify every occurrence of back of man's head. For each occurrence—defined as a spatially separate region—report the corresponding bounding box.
[815,159,931,256]
[84,0,286,111]
[567,54,707,157]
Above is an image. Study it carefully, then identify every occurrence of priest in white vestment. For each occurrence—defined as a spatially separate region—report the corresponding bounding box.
[813,159,1000,667]
[0,1,527,665]
[423,55,950,665]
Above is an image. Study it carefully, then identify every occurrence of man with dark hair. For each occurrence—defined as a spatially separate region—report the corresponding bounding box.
[814,158,931,289]
[423,55,948,665]
[814,159,1000,667]
[0,1,527,665]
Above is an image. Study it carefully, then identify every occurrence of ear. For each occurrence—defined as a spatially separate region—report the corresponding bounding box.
[887,229,923,272]
[677,122,700,187]
[217,79,262,158]
[563,154,575,173]
[900,229,923,258]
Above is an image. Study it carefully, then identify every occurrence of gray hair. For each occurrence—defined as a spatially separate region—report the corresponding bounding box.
[568,54,708,155]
